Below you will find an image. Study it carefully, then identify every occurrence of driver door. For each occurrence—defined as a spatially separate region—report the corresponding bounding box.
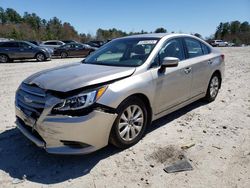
[150,38,192,114]
[18,42,34,58]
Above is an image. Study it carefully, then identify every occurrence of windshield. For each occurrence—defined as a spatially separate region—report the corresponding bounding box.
[84,38,159,67]
[25,41,38,48]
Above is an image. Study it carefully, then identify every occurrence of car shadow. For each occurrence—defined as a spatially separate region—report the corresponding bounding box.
[148,99,206,133]
[0,100,206,184]
[3,59,50,64]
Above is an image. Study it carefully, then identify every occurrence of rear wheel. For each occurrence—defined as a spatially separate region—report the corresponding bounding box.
[0,54,9,63]
[110,97,148,148]
[36,53,46,62]
[60,52,68,58]
[204,73,221,102]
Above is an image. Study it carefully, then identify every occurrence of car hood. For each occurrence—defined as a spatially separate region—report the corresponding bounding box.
[23,63,136,92]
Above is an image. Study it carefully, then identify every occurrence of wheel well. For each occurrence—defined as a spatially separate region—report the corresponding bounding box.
[61,51,68,55]
[126,93,152,125]
[35,51,45,57]
[212,70,222,88]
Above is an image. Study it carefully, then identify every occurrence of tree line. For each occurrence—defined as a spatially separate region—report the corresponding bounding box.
[1,7,249,44]
[0,7,168,42]
[213,21,250,45]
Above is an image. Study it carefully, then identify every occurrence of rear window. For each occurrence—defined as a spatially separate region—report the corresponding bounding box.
[0,42,19,47]
[184,38,203,58]
[201,43,210,55]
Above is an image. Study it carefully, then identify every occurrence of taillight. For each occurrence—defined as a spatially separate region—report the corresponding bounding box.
[221,54,225,61]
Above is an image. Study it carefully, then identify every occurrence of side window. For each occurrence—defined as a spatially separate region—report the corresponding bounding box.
[184,38,203,58]
[201,43,210,55]
[151,38,185,67]
[0,42,11,47]
[45,42,57,45]
[19,42,30,48]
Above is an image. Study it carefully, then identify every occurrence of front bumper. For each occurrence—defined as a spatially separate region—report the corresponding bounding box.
[15,105,117,155]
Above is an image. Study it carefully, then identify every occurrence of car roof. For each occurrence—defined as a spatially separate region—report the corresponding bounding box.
[121,33,196,39]
[123,33,169,39]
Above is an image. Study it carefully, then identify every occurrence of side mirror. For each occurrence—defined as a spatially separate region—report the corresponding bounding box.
[162,57,179,67]
[159,57,179,72]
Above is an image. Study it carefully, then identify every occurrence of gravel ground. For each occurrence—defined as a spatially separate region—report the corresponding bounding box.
[0,48,250,188]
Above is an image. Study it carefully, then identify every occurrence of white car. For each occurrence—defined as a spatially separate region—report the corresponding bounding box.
[211,40,228,47]
[40,40,65,50]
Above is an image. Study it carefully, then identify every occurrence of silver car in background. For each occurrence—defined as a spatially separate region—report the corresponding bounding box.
[40,40,65,50]
[15,33,224,154]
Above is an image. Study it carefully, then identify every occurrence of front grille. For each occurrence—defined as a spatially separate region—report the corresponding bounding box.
[16,83,46,119]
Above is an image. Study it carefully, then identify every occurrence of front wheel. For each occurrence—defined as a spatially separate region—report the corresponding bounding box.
[0,54,9,63]
[36,53,46,62]
[204,74,221,102]
[109,97,148,149]
[60,52,68,58]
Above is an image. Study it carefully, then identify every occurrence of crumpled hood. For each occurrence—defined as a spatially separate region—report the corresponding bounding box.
[24,62,135,92]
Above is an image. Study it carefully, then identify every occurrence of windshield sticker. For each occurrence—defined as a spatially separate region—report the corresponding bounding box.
[137,40,157,45]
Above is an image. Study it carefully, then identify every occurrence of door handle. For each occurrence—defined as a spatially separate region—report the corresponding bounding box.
[208,59,213,64]
[184,67,192,74]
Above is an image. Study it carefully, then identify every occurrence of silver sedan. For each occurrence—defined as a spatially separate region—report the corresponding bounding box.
[15,33,224,154]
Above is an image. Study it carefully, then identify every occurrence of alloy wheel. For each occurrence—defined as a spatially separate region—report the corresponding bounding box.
[210,76,219,98]
[118,105,144,141]
[0,55,8,63]
[37,53,45,61]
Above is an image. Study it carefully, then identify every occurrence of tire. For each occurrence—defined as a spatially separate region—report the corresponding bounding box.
[0,54,9,63]
[60,52,68,58]
[36,53,46,62]
[109,97,148,149]
[204,73,221,102]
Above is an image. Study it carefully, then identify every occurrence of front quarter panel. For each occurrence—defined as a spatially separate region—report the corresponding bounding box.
[97,70,156,111]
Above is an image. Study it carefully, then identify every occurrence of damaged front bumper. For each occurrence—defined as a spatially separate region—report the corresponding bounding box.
[15,104,117,155]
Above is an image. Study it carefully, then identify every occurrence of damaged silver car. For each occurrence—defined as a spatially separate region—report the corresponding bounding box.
[15,33,224,154]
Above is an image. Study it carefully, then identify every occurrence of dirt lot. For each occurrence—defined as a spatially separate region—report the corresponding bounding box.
[0,47,250,188]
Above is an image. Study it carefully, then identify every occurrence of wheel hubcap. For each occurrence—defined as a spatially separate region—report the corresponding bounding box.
[61,53,67,58]
[210,76,219,98]
[37,54,44,61]
[118,105,144,141]
[0,55,7,63]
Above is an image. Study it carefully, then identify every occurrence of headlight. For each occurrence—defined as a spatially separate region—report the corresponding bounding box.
[53,86,107,112]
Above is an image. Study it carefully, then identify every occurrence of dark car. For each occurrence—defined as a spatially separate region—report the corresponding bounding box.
[62,40,78,44]
[86,40,105,48]
[53,43,96,58]
[0,41,53,63]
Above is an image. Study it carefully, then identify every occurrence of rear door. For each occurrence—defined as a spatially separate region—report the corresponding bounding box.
[1,42,20,59]
[183,37,211,97]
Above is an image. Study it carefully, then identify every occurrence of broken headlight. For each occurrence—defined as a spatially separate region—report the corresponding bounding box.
[53,86,107,112]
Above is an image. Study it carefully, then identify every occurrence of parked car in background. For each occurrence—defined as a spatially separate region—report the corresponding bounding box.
[62,40,78,44]
[40,40,65,50]
[211,40,228,47]
[0,41,53,63]
[15,33,224,154]
[53,43,96,58]
[86,40,105,48]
